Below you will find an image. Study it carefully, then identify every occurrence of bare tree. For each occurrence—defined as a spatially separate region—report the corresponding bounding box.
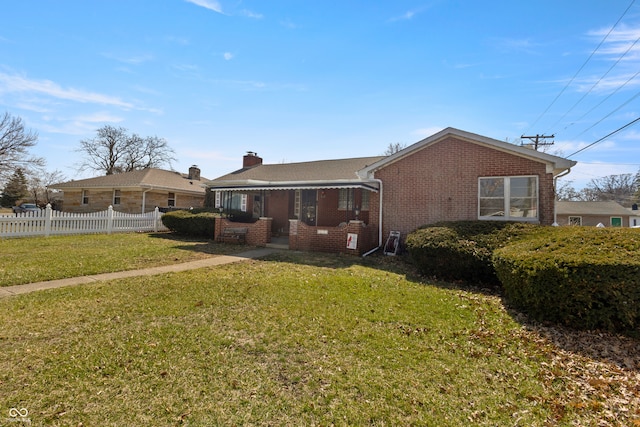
[121,134,176,172]
[0,112,44,181]
[583,173,638,207]
[78,125,175,175]
[27,169,67,208]
[555,180,582,201]
[383,142,407,155]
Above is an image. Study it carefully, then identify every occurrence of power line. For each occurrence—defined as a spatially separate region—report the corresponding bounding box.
[525,0,636,134]
[571,88,640,139]
[547,32,640,134]
[568,115,640,158]
[562,68,640,133]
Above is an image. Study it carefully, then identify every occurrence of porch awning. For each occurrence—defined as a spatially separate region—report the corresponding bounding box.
[209,180,380,193]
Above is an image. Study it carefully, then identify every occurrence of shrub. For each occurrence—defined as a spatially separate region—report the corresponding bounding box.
[161,210,216,238]
[493,227,640,332]
[405,221,538,285]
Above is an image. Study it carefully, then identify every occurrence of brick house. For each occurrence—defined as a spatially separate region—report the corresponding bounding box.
[556,200,633,227]
[207,128,576,255]
[51,166,207,213]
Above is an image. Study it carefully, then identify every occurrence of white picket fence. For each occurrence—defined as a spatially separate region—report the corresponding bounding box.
[0,205,168,238]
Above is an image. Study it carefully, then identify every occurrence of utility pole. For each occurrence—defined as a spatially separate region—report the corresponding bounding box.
[520,134,554,151]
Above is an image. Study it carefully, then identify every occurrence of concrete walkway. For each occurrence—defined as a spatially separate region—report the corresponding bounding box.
[0,247,281,298]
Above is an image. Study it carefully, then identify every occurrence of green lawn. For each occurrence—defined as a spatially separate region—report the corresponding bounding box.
[0,235,638,425]
[0,233,244,287]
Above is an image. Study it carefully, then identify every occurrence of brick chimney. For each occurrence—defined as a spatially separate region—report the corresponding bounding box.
[243,151,263,168]
[188,165,201,181]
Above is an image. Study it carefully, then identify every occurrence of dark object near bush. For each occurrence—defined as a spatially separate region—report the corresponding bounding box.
[161,210,216,238]
[405,221,537,285]
[225,209,256,223]
[493,227,640,332]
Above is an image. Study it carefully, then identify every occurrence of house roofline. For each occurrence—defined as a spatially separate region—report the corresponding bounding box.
[209,179,380,192]
[357,127,577,178]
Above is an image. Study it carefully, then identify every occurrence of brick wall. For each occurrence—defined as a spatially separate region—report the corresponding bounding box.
[288,220,377,255]
[214,217,272,246]
[369,136,556,241]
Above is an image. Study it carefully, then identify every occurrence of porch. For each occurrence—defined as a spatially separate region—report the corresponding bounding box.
[213,217,378,256]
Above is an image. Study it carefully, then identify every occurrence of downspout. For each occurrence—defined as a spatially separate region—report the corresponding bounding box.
[142,188,153,214]
[552,168,572,226]
[362,179,383,257]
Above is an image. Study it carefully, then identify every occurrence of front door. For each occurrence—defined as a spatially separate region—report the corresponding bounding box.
[301,190,317,226]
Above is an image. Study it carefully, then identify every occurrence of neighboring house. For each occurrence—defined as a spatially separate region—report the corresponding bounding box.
[207,127,576,254]
[556,200,634,227]
[51,166,207,213]
[630,204,640,227]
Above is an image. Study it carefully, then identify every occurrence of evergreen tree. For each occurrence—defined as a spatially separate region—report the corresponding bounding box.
[0,168,28,207]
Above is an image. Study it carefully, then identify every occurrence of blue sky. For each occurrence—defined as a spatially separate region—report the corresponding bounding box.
[1,1,640,189]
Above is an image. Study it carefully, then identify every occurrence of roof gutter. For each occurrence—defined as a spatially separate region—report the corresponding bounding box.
[362,178,383,257]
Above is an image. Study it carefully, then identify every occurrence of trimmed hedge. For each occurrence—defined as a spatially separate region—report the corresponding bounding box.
[161,210,217,238]
[493,227,640,332]
[405,221,538,285]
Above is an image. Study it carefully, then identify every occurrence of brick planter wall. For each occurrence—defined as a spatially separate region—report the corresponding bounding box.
[288,220,377,256]
[214,217,272,246]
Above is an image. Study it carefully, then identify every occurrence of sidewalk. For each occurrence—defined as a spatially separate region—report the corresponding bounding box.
[0,247,280,298]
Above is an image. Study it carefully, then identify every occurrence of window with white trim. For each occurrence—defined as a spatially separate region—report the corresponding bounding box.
[113,189,121,205]
[215,192,248,212]
[168,192,176,207]
[294,190,301,218]
[338,189,354,210]
[568,216,582,226]
[611,217,622,227]
[478,176,538,220]
[82,190,89,205]
[361,190,370,210]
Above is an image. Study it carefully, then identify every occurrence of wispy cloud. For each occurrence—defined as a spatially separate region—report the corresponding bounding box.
[389,4,435,23]
[490,37,541,55]
[390,10,418,21]
[411,126,444,139]
[280,19,300,29]
[223,52,234,61]
[185,0,224,14]
[589,24,640,61]
[0,73,134,108]
[101,52,154,65]
[73,112,124,124]
[240,9,263,19]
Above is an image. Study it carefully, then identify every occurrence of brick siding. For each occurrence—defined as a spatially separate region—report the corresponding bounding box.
[288,220,377,255]
[369,136,556,241]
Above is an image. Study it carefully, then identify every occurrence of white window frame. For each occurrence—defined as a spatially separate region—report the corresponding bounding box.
[82,190,89,205]
[113,189,121,205]
[294,190,301,218]
[168,192,176,207]
[361,190,370,211]
[216,192,248,212]
[478,176,539,221]
[568,216,582,226]
[338,189,354,210]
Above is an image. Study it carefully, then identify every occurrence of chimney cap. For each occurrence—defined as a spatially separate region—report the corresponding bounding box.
[246,151,257,156]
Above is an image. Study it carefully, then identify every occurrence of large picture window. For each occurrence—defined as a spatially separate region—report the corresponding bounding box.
[215,192,247,212]
[478,176,538,220]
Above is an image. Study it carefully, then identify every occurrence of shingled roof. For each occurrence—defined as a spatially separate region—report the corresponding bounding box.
[51,168,207,194]
[209,156,385,191]
[556,200,632,216]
